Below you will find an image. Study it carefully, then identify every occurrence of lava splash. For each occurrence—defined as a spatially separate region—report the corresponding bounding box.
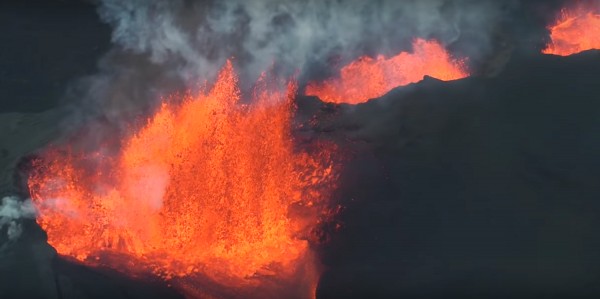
[305,38,468,104]
[28,61,338,298]
[543,3,600,56]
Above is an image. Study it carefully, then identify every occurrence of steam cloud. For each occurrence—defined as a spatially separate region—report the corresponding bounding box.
[63,0,531,126]
[97,0,508,79]
[0,196,36,242]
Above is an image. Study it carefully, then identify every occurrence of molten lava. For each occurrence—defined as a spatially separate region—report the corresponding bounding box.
[28,61,338,298]
[543,3,600,56]
[305,38,468,104]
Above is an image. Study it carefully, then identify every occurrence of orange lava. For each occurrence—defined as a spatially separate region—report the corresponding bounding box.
[543,3,600,56]
[305,38,468,104]
[28,61,338,298]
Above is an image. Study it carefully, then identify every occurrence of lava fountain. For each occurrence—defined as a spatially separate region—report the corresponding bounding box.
[305,38,468,104]
[27,61,339,298]
[543,2,600,56]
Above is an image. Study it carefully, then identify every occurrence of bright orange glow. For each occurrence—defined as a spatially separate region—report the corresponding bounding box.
[305,38,468,104]
[543,3,600,56]
[28,61,338,298]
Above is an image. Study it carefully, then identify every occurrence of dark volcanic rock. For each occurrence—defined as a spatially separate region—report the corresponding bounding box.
[312,50,600,298]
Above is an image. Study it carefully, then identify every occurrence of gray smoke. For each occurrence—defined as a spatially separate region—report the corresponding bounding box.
[0,196,36,242]
[96,0,513,81]
[60,0,526,126]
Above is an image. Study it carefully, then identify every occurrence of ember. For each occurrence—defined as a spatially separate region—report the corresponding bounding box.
[543,3,600,56]
[305,38,468,104]
[27,61,338,298]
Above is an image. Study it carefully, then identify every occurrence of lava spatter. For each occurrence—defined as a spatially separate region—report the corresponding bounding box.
[28,60,339,298]
[305,38,468,104]
[543,3,600,56]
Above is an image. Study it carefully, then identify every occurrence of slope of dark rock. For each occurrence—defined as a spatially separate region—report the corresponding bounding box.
[306,49,600,298]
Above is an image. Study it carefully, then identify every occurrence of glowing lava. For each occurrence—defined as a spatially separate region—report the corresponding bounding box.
[305,38,468,104]
[543,3,600,56]
[28,61,338,298]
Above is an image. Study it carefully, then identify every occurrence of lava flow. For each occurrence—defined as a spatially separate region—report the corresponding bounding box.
[543,3,600,56]
[28,61,338,298]
[305,38,468,104]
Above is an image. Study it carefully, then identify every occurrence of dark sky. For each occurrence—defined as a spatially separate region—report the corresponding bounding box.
[2,1,600,299]
[0,0,110,113]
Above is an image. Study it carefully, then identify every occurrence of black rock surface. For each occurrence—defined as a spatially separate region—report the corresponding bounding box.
[306,50,600,298]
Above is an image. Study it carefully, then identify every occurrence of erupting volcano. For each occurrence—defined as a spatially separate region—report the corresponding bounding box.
[543,2,600,56]
[305,39,468,104]
[27,61,338,298]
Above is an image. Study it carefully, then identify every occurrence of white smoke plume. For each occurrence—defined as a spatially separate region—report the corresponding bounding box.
[54,0,572,154]
[96,0,511,82]
[0,196,36,241]
[61,0,531,126]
